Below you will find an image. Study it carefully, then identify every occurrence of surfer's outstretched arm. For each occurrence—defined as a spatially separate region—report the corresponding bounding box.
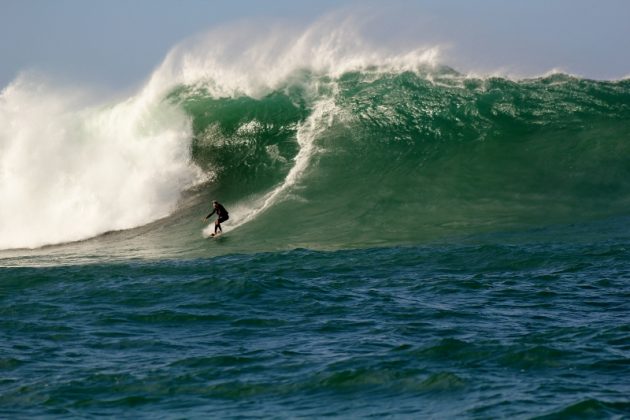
[204,209,216,220]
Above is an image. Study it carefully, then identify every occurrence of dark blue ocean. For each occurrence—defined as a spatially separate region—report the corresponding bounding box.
[2,223,630,418]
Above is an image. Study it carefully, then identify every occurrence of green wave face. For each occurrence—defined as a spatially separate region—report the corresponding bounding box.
[169,84,309,201]
[172,70,630,248]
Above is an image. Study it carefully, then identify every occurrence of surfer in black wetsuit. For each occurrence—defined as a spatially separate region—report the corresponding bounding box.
[204,200,229,235]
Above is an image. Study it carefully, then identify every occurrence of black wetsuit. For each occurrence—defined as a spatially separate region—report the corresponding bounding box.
[206,203,229,223]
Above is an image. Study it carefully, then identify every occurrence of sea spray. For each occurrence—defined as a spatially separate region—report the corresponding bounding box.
[0,76,204,249]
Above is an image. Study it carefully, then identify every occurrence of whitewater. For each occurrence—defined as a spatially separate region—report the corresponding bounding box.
[1,18,629,419]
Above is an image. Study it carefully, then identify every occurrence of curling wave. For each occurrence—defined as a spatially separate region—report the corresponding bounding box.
[2,18,630,251]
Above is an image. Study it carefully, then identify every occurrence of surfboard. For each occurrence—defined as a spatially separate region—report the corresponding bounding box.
[210,232,223,238]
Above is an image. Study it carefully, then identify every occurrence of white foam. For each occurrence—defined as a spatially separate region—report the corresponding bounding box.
[0,75,205,250]
[149,15,442,99]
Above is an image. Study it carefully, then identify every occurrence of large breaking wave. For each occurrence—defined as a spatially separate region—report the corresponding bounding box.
[1,18,629,251]
[177,70,630,249]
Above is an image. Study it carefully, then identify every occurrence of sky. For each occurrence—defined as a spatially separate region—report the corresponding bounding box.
[1,0,629,90]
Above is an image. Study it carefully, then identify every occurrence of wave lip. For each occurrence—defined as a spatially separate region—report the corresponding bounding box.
[149,15,442,99]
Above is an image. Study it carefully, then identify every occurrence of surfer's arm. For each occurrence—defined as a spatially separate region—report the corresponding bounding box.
[204,209,216,220]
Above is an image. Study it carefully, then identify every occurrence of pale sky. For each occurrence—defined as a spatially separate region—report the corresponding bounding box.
[1,0,629,89]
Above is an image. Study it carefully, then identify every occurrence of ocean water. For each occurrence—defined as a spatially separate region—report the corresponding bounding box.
[1,27,630,418]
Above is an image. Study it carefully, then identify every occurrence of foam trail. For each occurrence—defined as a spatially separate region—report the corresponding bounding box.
[203,97,338,237]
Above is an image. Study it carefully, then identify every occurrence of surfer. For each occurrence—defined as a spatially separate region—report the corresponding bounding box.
[204,200,229,235]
